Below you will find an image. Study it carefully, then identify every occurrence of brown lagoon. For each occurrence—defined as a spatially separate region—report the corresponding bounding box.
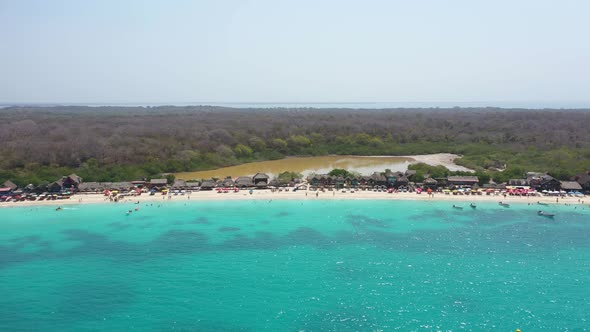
[175,155,412,180]
[174,154,472,180]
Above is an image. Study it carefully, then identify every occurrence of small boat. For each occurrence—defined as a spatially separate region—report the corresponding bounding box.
[470,203,477,209]
[452,205,464,210]
[499,202,510,207]
[538,211,555,218]
[537,201,549,206]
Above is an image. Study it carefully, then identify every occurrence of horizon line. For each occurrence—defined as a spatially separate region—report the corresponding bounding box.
[2,100,590,107]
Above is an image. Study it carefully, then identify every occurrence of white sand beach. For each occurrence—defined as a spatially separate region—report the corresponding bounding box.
[1,189,586,209]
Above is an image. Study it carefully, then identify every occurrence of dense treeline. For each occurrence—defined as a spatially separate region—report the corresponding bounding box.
[1,106,589,186]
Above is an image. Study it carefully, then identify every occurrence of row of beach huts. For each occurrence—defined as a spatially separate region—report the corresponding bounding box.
[1,170,589,202]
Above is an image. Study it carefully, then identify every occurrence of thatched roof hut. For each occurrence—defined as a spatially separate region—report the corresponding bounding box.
[2,180,18,190]
[222,177,235,187]
[200,179,216,190]
[150,178,168,186]
[235,176,253,188]
[560,181,582,191]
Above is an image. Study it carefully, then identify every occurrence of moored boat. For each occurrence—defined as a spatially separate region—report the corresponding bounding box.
[538,211,555,218]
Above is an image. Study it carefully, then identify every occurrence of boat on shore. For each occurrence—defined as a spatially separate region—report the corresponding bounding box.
[538,211,555,218]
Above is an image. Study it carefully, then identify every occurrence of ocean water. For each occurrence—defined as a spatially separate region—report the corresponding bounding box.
[1,200,589,331]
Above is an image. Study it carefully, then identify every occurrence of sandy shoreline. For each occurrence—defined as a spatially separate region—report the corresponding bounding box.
[1,190,586,209]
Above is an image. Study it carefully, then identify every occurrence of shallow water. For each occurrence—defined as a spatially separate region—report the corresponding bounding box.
[174,155,412,180]
[1,200,589,331]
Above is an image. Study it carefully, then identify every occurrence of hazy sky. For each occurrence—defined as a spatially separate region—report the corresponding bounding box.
[1,0,589,105]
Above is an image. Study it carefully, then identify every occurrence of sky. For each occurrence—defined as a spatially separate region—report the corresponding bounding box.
[1,0,589,106]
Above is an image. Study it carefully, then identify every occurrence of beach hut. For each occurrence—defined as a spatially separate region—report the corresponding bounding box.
[447,176,479,187]
[172,179,187,189]
[538,176,561,192]
[78,182,102,193]
[2,180,18,191]
[369,172,387,188]
[48,180,64,193]
[423,177,438,190]
[222,177,235,188]
[235,176,253,188]
[23,184,36,193]
[571,171,590,193]
[253,173,270,188]
[62,174,83,190]
[200,179,217,190]
[185,181,200,190]
[150,178,168,188]
[560,181,583,193]
[394,175,409,189]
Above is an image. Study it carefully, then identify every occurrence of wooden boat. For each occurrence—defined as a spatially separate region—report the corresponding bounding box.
[537,211,555,218]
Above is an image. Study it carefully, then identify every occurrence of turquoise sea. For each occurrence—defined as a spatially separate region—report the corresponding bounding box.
[1,200,589,331]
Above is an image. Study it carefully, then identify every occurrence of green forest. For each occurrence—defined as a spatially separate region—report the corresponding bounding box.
[1,106,589,186]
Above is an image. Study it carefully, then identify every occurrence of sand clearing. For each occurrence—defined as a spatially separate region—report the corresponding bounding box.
[404,153,474,172]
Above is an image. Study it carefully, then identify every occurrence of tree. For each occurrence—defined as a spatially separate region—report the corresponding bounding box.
[248,136,267,151]
[234,144,253,157]
[271,138,288,153]
[288,135,311,148]
[328,168,353,178]
[277,171,303,185]
[166,174,176,185]
[215,145,236,161]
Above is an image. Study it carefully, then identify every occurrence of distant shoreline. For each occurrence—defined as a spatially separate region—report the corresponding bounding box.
[3,102,590,109]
